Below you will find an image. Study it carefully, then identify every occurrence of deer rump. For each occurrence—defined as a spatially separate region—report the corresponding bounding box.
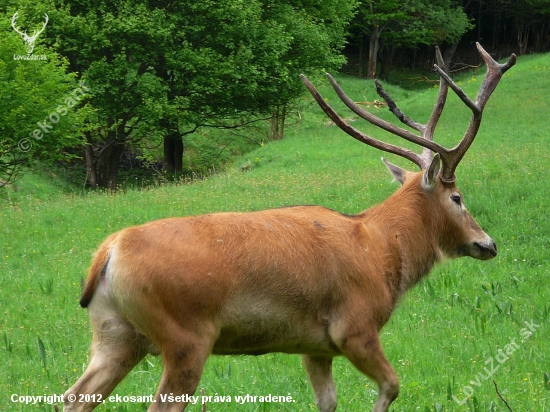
[84,206,394,359]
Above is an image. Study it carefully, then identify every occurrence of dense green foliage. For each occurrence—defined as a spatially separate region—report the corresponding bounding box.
[349,0,472,77]
[3,0,549,191]
[347,0,550,78]
[48,0,355,187]
[1,52,549,410]
[0,0,355,188]
[484,0,550,54]
[0,8,84,188]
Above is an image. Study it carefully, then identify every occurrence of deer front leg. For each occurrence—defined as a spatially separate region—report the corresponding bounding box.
[339,332,399,412]
[302,355,337,412]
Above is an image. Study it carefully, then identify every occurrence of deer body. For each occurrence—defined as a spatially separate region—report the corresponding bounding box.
[65,44,512,411]
[89,187,429,356]
[65,166,495,412]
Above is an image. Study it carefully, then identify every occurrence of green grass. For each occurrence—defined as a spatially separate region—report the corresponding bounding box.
[1,52,549,411]
[1,162,83,203]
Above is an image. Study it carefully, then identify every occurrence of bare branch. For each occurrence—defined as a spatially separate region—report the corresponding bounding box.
[493,380,513,412]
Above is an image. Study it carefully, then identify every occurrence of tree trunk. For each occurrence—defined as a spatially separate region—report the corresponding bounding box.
[162,118,184,174]
[359,33,369,76]
[269,105,286,141]
[106,142,124,190]
[535,22,550,52]
[94,125,125,190]
[517,21,530,55]
[84,118,127,190]
[94,141,123,190]
[84,131,97,189]
[105,123,127,190]
[163,136,175,174]
[378,38,393,80]
[358,33,364,76]
[367,26,381,79]
[163,134,184,174]
[443,42,459,71]
[492,12,501,51]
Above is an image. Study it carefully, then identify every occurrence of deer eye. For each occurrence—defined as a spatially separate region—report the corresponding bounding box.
[451,193,462,206]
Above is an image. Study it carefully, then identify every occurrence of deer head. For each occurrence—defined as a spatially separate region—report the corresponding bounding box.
[301,43,516,263]
[11,11,49,55]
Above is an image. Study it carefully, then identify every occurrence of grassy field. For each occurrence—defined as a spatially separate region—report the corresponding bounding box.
[1,51,549,411]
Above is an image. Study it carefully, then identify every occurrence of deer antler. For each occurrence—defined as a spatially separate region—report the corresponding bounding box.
[432,43,516,181]
[11,12,48,54]
[34,13,49,38]
[11,12,26,37]
[301,43,516,182]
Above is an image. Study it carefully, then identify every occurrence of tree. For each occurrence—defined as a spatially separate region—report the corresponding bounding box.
[43,0,355,188]
[352,0,472,78]
[473,0,550,54]
[522,0,550,52]
[0,7,84,189]
[254,1,357,141]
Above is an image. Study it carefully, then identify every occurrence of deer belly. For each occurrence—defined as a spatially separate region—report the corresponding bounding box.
[212,299,338,356]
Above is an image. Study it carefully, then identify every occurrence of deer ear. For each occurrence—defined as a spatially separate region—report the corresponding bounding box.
[422,153,441,191]
[382,158,406,185]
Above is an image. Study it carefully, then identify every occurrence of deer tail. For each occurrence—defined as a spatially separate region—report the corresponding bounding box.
[79,233,117,308]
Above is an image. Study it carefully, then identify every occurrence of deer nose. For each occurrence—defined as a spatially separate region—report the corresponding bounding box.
[474,239,497,259]
[487,240,497,257]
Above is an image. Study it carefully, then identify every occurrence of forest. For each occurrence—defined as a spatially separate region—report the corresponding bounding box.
[1,0,549,191]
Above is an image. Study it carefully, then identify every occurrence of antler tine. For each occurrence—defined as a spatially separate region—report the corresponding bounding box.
[373,80,425,134]
[418,46,450,169]
[300,74,427,169]
[358,47,457,170]
[373,80,434,168]
[433,42,516,182]
[11,12,25,36]
[425,47,449,141]
[37,13,49,35]
[324,73,452,169]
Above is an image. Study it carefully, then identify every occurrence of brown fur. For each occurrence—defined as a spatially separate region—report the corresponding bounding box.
[79,233,118,308]
[64,170,496,412]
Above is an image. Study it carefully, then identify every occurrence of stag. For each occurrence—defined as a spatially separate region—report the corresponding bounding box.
[11,12,49,55]
[64,44,515,412]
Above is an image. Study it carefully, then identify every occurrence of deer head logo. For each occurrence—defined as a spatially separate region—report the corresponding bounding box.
[11,12,49,55]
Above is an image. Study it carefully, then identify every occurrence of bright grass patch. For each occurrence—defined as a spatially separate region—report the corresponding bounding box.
[1,52,549,411]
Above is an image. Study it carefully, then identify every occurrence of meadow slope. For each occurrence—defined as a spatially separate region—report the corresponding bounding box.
[1,52,549,411]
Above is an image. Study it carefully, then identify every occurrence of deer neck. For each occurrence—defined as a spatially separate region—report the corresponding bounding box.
[361,183,441,297]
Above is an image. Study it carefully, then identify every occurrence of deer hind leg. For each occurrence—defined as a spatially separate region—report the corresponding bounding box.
[148,330,213,412]
[64,314,149,412]
[302,355,337,412]
[339,332,399,412]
